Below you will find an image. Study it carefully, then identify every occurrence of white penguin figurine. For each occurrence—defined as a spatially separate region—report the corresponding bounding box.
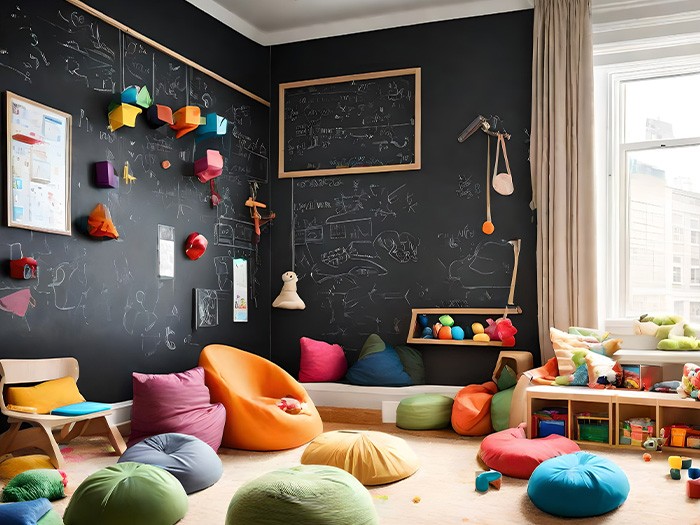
[272,271,305,310]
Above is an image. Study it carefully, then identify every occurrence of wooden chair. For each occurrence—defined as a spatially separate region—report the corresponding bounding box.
[0,358,127,468]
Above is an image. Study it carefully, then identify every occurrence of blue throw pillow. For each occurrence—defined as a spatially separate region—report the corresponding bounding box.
[345,346,412,386]
[0,497,52,525]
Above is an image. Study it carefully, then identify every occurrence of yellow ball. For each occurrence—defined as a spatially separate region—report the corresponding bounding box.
[472,322,484,334]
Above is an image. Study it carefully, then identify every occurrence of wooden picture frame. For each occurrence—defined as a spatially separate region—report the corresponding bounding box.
[6,91,72,235]
[279,67,421,178]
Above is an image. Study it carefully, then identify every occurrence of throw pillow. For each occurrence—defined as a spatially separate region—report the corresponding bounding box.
[345,346,412,386]
[0,498,53,525]
[1,469,67,502]
[298,337,347,382]
[6,376,85,415]
[394,345,425,385]
[129,366,226,451]
[496,365,518,391]
[0,455,54,480]
[358,333,386,360]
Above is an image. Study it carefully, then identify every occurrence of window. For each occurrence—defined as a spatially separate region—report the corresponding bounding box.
[599,61,700,319]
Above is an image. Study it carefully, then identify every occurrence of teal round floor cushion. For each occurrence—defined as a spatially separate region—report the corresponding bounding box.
[226,465,379,525]
[396,394,454,430]
[63,462,188,525]
[527,452,630,517]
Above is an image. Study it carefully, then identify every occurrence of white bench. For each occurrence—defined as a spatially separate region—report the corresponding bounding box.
[302,382,462,423]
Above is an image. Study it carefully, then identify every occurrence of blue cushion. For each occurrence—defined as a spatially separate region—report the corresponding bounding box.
[50,401,111,416]
[527,452,629,517]
[345,346,412,386]
[0,497,52,525]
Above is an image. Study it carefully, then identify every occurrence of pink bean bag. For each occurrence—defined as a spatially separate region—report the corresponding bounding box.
[128,367,226,451]
[478,425,580,479]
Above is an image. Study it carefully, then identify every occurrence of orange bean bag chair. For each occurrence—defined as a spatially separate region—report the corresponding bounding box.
[451,381,498,436]
[199,344,323,451]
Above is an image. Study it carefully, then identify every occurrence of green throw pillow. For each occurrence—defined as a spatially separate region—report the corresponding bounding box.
[491,387,515,432]
[496,365,518,391]
[394,345,425,385]
[2,469,66,502]
[358,334,386,360]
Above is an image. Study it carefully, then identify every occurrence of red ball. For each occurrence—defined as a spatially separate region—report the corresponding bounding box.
[185,232,208,260]
[643,453,652,462]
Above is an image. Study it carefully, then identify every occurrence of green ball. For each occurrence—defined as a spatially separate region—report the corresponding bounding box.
[439,315,454,327]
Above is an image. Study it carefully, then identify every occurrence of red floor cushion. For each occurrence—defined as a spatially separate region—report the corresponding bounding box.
[478,425,580,479]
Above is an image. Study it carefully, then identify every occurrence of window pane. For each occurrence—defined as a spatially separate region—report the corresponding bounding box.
[626,144,700,316]
[624,73,700,142]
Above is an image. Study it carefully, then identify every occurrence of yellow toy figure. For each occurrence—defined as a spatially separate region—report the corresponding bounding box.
[123,161,136,185]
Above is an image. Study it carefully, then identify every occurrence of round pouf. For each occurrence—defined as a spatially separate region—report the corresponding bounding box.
[527,452,630,517]
[225,465,378,525]
[119,433,223,494]
[396,394,454,430]
[301,430,419,485]
[63,462,188,525]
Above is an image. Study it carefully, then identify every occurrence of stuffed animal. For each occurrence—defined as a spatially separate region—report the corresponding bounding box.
[272,271,305,310]
[585,352,622,389]
[484,317,518,347]
[677,363,700,400]
[276,396,307,415]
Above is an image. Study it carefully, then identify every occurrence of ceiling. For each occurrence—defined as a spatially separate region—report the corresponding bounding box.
[185,0,534,45]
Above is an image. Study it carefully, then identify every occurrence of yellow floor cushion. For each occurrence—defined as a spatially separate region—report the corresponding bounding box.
[301,430,419,485]
[0,455,55,480]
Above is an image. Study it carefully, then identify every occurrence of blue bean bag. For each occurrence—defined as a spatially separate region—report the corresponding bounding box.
[119,433,222,494]
[527,452,630,517]
[345,335,412,387]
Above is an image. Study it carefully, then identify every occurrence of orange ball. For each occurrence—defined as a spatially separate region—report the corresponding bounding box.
[438,326,453,339]
[643,453,652,462]
[161,160,171,169]
[482,221,494,235]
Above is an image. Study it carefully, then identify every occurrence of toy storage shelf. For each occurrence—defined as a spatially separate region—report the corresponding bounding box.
[406,307,522,346]
[526,385,700,452]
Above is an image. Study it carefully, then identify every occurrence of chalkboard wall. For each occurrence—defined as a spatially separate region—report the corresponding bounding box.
[270,10,538,385]
[0,0,271,402]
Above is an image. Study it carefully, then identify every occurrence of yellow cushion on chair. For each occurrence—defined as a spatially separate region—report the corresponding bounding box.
[6,376,85,414]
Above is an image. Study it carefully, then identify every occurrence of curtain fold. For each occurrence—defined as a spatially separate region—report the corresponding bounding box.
[531,0,597,363]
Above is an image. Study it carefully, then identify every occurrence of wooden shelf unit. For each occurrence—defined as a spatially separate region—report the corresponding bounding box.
[526,385,700,452]
[406,307,522,346]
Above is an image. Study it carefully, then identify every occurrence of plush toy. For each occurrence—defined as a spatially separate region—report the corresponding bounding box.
[585,352,622,389]
[272,271,305,310]
[677,363,700,400]
[657,336,699,350]
[484,317,518,347]
[276,396,306,415]
[554,350,588,386]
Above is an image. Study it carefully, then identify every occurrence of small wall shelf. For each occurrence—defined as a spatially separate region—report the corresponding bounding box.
[406,307,522,346]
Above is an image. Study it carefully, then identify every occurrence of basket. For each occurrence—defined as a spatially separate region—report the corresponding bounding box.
[576,415,609,443]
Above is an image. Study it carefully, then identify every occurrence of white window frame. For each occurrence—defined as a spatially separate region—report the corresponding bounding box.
[597,55,700,320]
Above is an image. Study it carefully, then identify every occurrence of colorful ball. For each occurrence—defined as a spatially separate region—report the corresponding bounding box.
[451,326,465,340]
[438,315,454,327]
[418,314,429,328]
[438,326,453,340]
[432,323,443,338]
[471,323,485,335]
[421,327,433,337]
[642,453,651,462]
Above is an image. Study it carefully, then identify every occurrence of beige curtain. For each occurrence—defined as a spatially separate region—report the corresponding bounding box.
[530,0,597,363]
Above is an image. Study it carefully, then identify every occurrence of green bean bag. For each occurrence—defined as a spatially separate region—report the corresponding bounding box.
[1,469,66,502]
[63,462,188,525]
[225,465,379,525]
[396,394,454,430]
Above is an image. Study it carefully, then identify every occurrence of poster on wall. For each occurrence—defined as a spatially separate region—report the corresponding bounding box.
[233,257,248,322]
[157,224,175,279]
[6,91,72,235]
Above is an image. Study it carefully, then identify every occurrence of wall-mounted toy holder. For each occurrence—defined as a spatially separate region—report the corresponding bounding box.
[185,232,208,260]
[107,102,142,132]
[457,115,512,235]
[246,182,275,245]
[196,113,227,141]
[194,150,224,182]
[87,203,119,240]
[146,104,174,129]
[95,161,119,188]
[171,106,201,138]
[121,85,152,109]
[10,257,38,279]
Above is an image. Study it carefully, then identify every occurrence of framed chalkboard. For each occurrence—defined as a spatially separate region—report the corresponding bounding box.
[279,68,421,178]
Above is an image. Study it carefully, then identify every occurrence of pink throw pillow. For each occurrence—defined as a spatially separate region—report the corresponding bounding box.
[299,337,347,382]
[129,367,225,451]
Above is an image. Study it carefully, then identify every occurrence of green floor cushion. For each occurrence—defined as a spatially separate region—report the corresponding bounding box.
[2,469,66,502]
[63,462,188,525]
[490,386,515,432]
[396,394,454,430]
[225,465,379,525]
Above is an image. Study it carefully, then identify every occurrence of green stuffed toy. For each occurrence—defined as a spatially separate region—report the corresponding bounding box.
[1,469,67,502]
[657,336,700,351]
